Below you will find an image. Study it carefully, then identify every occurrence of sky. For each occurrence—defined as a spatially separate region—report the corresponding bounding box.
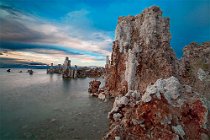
[0,0,210,67]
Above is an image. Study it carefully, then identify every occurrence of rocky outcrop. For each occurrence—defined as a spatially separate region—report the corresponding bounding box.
[105,76,209,140]
[105,6,210,99]
[103,6,210,140]
[62,57,72,78]
[105,6,177,96]
[77,67,105,78]
[47,57,104,78]
[88,80,101,96]
[88,81,110,101]
[179,42,210,99]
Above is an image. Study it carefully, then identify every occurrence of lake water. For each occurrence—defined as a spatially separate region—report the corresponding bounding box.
[0,69,112,140]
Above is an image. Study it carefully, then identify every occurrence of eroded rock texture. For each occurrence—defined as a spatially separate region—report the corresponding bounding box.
[105,77,209,140]
[179,42,210,99]
[88,80,101,96]
[104,6,210,140]
[105,6,177,96]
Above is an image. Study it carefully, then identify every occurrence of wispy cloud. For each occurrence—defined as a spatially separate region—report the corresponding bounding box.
[0,4,113,66]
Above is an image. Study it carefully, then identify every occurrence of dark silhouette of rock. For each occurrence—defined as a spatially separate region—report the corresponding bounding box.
[27,69,33,75]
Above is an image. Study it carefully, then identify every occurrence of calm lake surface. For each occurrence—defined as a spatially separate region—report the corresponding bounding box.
[0,69,112,140]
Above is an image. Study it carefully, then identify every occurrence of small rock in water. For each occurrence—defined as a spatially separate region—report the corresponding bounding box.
[98,92,106,100]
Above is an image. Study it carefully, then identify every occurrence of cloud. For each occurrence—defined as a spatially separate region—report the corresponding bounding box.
[0,47,107,67]
[0,57,47,65]
[0,5,113,54]
[0,4,113,66]
[64,9,92,30]
[0,41,83,56]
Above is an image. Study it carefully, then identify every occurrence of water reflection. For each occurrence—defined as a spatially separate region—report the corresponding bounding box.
[0,69,112,140]
[62,78,71,93]
[49,73,53,81]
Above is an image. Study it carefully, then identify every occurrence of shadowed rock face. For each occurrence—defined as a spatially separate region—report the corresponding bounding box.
[104,6,210,140]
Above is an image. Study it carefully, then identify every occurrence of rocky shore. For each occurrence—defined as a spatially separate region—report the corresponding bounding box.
[88,6,210,140]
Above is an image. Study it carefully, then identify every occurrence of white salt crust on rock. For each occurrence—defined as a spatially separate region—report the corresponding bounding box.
[142,76,181,106]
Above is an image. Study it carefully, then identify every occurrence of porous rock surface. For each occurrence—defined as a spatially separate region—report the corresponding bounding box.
[105,77,208,140]
[105,6,177,96]
[103,6,210,140]
[88,80,101,96]
[179,42,210,99]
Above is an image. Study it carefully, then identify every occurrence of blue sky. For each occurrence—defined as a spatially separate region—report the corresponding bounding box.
[0,0,210,66]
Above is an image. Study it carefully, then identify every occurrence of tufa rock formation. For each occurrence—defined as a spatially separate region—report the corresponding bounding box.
[105,6,177,96]
[103,6,210,139]
[47,57,104,78]
[179,42,210,99]
[88,80,101,96]
[105,77,209,140]
[62,57,72,78]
